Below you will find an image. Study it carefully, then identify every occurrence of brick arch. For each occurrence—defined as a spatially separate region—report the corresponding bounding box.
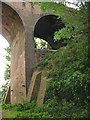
[1,2,26,103]
[2,2,25,45]
[1,2,68,104]
[34,15,65,49]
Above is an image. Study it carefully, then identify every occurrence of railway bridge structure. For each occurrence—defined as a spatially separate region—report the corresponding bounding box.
[0,0,65,104]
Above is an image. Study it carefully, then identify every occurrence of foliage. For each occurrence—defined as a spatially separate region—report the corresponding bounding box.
[4,46,11,81]
[54,25,74,41]
[2,101,51,118]
[4,64,10,81]
[39,33,89,106]
[38,2,87,46]
[34,37,48,49]
[0,91,2,102]
[2,99,88,118]
[1,46,11,101]
[36,1,89,118]
[4,47,11,61]
[2,1,90,119]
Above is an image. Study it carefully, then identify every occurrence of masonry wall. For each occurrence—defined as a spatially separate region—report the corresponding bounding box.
[1,1,52,104]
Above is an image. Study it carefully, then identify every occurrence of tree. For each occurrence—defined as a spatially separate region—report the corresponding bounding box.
[1,46,11,100]
[4,47,11,81]
[36,1,89,118]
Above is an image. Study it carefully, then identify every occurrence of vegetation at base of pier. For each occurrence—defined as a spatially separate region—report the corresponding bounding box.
[2,1,89,119]
[2,99,88,118]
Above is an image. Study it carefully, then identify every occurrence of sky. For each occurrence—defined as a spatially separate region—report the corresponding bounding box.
[0,34,9,89]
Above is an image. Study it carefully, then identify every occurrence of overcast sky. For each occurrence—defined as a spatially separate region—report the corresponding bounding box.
[0,34,9,89]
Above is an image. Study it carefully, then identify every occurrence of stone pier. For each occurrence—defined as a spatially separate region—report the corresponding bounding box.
[0,1,65,104]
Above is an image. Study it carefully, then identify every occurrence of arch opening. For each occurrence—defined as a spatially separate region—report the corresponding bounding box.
[0,34,10,89]
[1,2,25,76]
[34,15,65,50]
[1,2,24,45]
[1,2,26,103]
[0,34,11,104]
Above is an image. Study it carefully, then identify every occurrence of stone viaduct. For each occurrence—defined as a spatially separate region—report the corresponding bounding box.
[0,1,65,104]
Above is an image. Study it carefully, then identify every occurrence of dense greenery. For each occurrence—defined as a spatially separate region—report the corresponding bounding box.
[4,46,11,81]
[2,1,89,119]
[0,91,2,102]
[1,46,11,101]
[39,2,88,42]
[37,1,89,118]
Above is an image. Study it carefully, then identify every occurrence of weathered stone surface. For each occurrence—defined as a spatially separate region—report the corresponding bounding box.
[1,1,65,104]
[36,71,47,106]
[27,70,42,102]
[3,86,10,103]
[1,1,35,103]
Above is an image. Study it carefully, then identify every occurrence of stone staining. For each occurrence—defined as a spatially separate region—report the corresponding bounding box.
[2,1,65,104]
[22,2,25,7]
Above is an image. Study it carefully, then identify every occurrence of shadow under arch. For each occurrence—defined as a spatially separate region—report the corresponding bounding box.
[1,2,25,45]
[34,15,65,50]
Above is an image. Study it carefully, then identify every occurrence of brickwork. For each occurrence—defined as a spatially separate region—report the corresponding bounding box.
[1,1,64,104]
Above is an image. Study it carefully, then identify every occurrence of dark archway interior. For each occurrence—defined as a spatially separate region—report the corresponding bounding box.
[34,15,65,49]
